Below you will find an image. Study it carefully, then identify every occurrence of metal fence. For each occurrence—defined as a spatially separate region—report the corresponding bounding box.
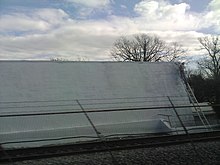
[0,96,219,148]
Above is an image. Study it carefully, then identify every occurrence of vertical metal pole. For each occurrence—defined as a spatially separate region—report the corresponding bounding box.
[167,96,203,163]
[76,100,101,137]
[167,96,189,135]
[76,100,119,165]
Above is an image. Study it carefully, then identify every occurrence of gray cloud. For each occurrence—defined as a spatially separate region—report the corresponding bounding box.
[0,0,219,61]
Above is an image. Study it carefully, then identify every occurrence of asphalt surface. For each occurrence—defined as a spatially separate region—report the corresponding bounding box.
[2,140,220,165]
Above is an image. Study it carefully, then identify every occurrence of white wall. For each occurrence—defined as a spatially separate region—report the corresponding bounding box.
[0,61,194,147]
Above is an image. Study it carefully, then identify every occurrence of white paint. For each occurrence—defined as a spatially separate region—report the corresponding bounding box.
[0,61,194,148]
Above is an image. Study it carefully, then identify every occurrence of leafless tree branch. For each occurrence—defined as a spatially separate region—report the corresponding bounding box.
[198,35,220,80]
[110,33,186,62]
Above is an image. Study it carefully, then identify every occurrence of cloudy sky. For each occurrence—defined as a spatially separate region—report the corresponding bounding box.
[0,0,219,61]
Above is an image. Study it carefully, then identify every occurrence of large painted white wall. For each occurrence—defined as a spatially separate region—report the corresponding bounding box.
[0,61,194,147]
[0,61,186,101]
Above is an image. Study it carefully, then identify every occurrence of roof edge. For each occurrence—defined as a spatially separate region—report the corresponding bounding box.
[0,60,176,64]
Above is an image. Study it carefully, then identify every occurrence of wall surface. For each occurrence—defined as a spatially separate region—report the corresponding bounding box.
[0,61,194,147]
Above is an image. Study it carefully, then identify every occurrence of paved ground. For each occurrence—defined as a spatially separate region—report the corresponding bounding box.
[3,141,220,165]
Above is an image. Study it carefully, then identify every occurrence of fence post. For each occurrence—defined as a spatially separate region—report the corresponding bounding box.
[167,96,203,163]
[76,100,119,165]
[167,96,189,135]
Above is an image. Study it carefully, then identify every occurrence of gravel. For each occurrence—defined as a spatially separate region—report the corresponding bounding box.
[3,141,220,165]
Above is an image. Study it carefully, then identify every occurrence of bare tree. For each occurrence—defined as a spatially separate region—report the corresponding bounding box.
[198,35,220,105]
[110,34,185,62]
[198,35,220,80]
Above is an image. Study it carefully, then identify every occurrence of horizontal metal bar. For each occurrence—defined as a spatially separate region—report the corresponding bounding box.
[0,104,219,118]
[0,95,189,104]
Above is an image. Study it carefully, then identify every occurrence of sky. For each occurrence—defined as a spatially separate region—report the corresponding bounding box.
[0,0,219,61]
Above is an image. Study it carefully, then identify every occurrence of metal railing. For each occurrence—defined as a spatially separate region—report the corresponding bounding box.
[0,96,219,147]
